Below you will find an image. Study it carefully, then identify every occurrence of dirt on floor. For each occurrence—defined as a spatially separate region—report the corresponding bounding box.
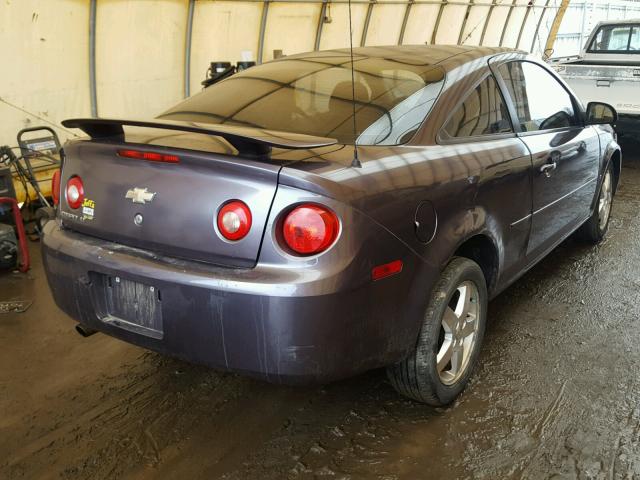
[2,144,640,480]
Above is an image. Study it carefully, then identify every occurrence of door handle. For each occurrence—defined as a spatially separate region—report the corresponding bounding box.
[540,162,557,178]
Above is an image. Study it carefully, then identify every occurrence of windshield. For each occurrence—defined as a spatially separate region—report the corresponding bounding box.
[588,24,640,53]
[160,55,445,145]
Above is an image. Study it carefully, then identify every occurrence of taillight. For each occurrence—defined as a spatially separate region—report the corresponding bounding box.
[51,169,61,206]
[282,204,339,255]
[117,149,180,163]
[65,176,84,209]
[217,200,252,241]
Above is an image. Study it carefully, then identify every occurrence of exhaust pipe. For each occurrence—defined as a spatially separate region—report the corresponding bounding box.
[75,324,98,337]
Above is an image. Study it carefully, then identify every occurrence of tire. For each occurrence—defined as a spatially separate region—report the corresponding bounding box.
[387,257,488,406]
[577,163,614,244]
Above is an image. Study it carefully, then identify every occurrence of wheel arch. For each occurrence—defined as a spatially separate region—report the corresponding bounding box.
[452,233,500,296]
[609,148,621,193]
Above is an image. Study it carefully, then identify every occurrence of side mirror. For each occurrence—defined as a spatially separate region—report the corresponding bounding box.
[586,102,618,125]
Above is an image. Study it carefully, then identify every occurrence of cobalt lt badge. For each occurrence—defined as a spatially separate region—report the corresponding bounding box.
[125,187,156,205]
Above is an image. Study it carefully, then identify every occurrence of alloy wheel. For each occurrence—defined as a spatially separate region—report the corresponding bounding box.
[437,281,480,385]
[598,170,613,231]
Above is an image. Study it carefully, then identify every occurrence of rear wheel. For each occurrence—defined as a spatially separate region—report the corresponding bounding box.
[387,257,487,405]
[577,163,614,244]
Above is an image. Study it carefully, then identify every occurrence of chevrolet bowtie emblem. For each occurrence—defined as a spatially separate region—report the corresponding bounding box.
[125,187,156,205]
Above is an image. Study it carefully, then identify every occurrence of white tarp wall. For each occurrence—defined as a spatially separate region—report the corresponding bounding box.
[0,0,563,147]
[553,0,640,57]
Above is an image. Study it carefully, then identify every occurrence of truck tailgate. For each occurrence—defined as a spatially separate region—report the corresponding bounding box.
[554,64,640,115]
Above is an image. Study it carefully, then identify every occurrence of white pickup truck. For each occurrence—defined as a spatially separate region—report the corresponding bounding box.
[551,20,640,138]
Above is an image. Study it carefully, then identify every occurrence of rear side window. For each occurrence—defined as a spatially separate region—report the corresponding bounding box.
[442,75,512,138]
[588,24,640,53]
[497,61,578,132]
[631,27,640,51]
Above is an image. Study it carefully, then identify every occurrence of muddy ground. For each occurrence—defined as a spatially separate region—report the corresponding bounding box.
[2,144,640,480]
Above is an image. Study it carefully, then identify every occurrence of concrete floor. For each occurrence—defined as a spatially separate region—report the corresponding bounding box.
[2,144,640,480]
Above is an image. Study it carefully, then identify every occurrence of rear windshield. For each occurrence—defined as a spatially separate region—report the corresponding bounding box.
[160,55,445,145]
[588,24,640,53]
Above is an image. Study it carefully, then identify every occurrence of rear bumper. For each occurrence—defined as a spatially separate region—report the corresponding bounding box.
[41,221,428,384]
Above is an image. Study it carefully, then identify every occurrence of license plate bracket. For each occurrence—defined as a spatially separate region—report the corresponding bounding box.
[91,273,163,339]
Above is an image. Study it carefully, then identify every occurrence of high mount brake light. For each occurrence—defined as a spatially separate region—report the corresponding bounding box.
[282,204,339,255]
[217,201,252,241]
[65,176,84,209]
[117,149,180,163]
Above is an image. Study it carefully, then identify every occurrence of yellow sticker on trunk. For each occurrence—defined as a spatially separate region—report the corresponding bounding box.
[82,198,95,220]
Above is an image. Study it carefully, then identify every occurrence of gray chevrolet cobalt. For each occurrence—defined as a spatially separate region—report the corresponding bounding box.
[43,45,620,405]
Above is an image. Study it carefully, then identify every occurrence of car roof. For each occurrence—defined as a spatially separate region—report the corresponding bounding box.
[278,45,520,72]
[593,19,640,27]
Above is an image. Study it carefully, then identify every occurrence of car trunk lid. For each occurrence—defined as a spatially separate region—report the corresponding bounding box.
[58,119,337,268]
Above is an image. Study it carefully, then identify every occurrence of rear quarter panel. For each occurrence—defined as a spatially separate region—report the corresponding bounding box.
[281,137,531,295]
[280,52,533,297]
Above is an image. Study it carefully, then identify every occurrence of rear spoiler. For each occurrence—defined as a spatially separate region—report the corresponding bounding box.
[62,118,337,157]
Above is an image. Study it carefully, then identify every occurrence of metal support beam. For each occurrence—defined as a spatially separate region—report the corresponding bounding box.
[457,0,474,45]
[515,1,533,49]
[89,0,98,118]
[315,0,329,51]
[578,0,588,50]
[430,0,447,44]
[398,0,414,45]
[184,0,195,98]
[541,0,566,57]
[258,0,271,64]
[479,0,497,46]
[198,0,553,6]
[529,0,565,53]
[360,0,375,47]
[499,0,517,46]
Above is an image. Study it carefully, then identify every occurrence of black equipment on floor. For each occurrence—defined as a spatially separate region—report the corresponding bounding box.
[0,166,16,223]
[0,167,15,199]
[0,222,17,270]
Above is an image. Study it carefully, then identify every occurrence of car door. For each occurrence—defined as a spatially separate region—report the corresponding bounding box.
[495,60,600,258]
[438,73,533,286]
